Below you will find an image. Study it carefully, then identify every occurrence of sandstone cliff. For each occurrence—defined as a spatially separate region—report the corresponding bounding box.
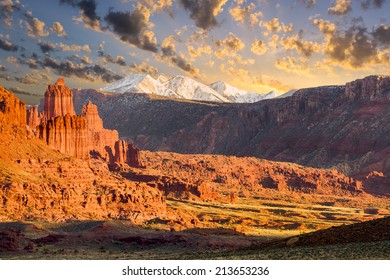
[38,114,89,159]
[0,85,26,129]
[43,78,76,120]
[82,101,119,161]
[26,105,40,130]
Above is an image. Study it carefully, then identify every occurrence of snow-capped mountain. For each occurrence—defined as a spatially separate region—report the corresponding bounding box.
[209,81,278,103]
[100,74,179,98]
[163,75,230,103]
[100,73,289,103]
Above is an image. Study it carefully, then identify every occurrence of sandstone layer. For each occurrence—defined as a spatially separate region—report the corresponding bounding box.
[43,78,76,120]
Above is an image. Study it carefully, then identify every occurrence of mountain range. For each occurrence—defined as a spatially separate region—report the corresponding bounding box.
[100,74,291,103]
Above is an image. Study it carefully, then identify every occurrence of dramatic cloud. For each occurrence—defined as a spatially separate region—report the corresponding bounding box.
[328,0,352,15]
[313,18,336,35]
[59,0,100,30]
[180,0,228,30]
[361,0,386,9]
[130,61,159,78]
[0,0,20,27]
[15,72,51,85]
[38,41,56,53]
[38,41,91,53]
[50,22,67,37]
[215,33,245,58]
[372,24,390,46]
[104,5,158,52]
[187,45,212,57]
[300,0,317,8]
[314,20,390,68]
[251,39,267,55]
[24,11,49,37]
[97,48,126,66]
[0,37,18,51]
[260,18,293,34]
[281,34,321,58]
[230,1,262,26]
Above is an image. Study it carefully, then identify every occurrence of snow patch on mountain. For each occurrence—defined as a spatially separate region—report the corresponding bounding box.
[100,74,179,98]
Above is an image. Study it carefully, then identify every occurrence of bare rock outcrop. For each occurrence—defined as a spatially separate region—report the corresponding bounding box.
[0,85,26,129]
[26,105,40,130]
[38,114,89,159]
[82,101,119,161]
[114,140,142,167]
[43,78,76,120]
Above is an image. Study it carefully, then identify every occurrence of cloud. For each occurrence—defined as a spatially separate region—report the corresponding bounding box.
[81,55,92,64]
[50,22,67,36]
[313,18,336,35]
[372,24,390,46]
[15,72,51,85]
[253,75,292,92]
[361,0,386,9]
[0,0,20,27]
[215,32,245,58]
[179,0,228,30]
[104,5,158,52]
[97,48,126,66]
[129,61,159,78]
[251,39,267,55]
[58,42,91,53]
[300,0,317,8]
[229,1,262,26]
[135,0,173,13]
[157,35,199,76]
[24,11,49,37]
[328,0,352,15]
[0,37,18,51]
[260,18,294,34]
[276,56,308,73]
[38,41,56,53]
[8,87,42,97]
[314,20,390,68]
[280,34,321,58]
[268,34,279,48]
[59,0,101,30]
[187,45,212,57]
[38,41,91,53]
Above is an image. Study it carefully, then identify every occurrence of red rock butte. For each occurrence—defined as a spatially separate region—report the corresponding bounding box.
[27,78,141,167]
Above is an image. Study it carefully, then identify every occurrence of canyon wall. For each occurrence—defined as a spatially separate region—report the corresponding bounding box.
[73,75,390,195]
[0,85,26,129]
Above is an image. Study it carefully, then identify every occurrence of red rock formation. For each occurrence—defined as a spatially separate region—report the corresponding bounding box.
[82,101,118,160]
[26,105,40,130]
[113,140,142,167]
[0,85,26,128]
[43,78,76,120]
[38,114,89,159]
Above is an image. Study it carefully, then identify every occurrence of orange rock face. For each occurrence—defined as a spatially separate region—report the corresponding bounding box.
[0,85,26,128]
[43,78,76,120]
[114,140,142,167]
[26,105,40,130]
[38,114,89,159]
[82,101,119,161]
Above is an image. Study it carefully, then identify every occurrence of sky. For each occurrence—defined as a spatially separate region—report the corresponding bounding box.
[0,0,389,104]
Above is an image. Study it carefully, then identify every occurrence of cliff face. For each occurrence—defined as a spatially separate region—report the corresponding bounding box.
[0,85,26,129]
[37,78,140,167]
[73,75,390,195]
[38,114,88,159]
[43,78,76,120]
[82,101,119,161]
[26,105,40,130]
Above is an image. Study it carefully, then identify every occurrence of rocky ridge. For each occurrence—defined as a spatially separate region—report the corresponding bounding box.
[74,75,390,195]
